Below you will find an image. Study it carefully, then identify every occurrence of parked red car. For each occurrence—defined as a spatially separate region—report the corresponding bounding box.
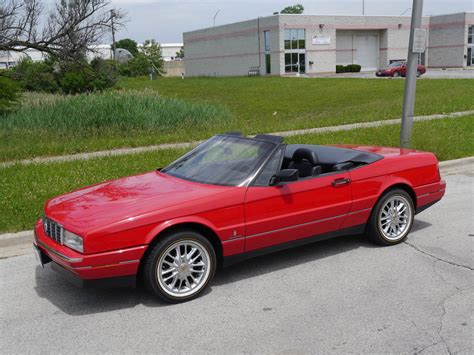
[34,133,446,302]
[376,61,426,77]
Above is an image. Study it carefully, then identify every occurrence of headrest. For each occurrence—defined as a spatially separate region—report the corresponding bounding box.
[292,148,319,165]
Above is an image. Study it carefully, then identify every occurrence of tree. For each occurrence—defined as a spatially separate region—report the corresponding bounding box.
[0,0,125,62]
[141,39,164,75]
[176,47,184,59]
[280,4,304,14]
[113,38,138,57]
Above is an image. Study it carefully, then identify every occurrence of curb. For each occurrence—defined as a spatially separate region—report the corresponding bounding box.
[1,156,472,259]
[2,110,473,168]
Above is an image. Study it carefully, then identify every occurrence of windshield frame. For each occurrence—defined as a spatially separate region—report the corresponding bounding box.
[161,135,280,187]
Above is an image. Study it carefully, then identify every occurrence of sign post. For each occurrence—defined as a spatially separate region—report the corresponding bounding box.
[400,0,424,148]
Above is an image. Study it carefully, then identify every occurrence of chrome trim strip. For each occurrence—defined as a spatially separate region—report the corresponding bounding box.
[119,259,140,265]
[246,208,372,239]
[74,259,140,270]
[36,239,83,263]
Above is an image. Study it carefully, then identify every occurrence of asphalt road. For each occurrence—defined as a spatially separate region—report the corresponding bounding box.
[1,172,472,354]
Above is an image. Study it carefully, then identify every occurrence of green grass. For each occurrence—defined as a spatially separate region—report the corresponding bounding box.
[1,77,473,162]
[1,115,472,233]
[0,90,232,162]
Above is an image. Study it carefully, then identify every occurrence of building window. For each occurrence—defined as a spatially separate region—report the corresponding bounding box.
[264,31,271,74]
[264,31,271,52]
[468,26,473,44]
[285,52,306,73]
[468,48,473,66]
[265,54,271,74]
[284,29,305,50]
[284,29,306,74]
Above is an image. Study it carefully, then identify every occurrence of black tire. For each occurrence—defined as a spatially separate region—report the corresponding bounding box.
[392,71,400,77]
[416,70,421,77]
[367,189,415,246]
[142,230,216,303]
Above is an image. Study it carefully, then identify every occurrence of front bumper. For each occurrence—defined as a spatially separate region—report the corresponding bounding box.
[33,219,147,287]
[376,71,390,77]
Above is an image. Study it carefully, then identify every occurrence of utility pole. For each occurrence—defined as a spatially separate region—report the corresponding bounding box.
[400,0,425,148]
[111,9,116,60]
[362,0,365,15]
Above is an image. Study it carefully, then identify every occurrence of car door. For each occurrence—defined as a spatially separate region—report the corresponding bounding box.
[244,150,352,252]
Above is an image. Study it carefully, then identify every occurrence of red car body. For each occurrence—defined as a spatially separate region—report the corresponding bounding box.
[34,138,445,289]
[376,61,426,77]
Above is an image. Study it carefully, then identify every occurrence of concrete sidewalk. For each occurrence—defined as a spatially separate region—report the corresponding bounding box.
[1,110,473,168]
[1,156,472,259]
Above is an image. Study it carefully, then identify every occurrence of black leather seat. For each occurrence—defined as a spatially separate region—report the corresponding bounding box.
[288,148,322,178]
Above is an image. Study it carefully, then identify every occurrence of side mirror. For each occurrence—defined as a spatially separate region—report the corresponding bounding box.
[270,169,298,186]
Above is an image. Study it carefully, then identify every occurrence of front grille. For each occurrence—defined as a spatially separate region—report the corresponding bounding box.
[43,217,63,244]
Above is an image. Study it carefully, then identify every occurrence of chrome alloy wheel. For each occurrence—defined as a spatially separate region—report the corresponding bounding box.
[378,195,412,241]
[157,240,211,298]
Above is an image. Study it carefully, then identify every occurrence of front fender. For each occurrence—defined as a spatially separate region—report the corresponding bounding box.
[144,216,221,244]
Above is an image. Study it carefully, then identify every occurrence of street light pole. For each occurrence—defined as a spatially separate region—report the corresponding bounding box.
[362,0,365,15]
[400,0,424,148]
[213,10,221,27]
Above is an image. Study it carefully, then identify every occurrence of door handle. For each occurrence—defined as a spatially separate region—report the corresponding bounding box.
[332,178,351,187]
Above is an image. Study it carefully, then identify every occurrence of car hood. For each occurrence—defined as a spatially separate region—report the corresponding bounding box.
[44,171,232,235]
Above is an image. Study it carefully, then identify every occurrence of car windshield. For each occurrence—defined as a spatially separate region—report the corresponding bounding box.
[389,62,404,67]
[162,135,276,186]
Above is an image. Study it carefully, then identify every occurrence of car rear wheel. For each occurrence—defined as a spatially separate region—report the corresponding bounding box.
[416,70,421,77]
[142,230,216,303]
[392,71,400,77]
[367,189,414,246]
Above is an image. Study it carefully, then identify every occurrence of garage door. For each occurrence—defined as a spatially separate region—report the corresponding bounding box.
[356,35,378,71]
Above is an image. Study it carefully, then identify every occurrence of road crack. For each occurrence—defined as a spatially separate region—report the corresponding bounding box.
[404,241,473,271]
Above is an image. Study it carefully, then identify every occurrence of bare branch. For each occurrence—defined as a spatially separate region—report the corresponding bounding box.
[0,0,126,61]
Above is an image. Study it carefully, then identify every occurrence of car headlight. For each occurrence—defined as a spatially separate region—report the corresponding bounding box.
[63,230,83,253]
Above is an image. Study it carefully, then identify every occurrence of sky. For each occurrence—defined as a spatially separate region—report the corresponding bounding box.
[110,0,474,43]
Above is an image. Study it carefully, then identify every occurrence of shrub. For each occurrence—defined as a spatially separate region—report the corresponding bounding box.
[118,55,150,77]
[11,58,59,93]
[11,57,117,94]
[90,58,118,90]
[0,76,21,114]
[335,64,362,73]
[347,64,362,72]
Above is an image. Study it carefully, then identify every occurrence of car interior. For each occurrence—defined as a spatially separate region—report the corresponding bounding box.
[281,144,382,177]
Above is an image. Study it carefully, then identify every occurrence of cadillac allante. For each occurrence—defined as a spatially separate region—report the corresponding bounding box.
[34,133,446,302]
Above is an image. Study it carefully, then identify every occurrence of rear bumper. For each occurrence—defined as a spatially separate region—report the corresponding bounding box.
[33,219,147,286]
[415,180,446,214]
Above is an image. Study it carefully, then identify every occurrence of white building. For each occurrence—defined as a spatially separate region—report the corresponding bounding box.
[0,42,184,68]
[183,12,474,76]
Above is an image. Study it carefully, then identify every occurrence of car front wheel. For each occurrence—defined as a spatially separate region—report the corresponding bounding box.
[142,230,216,303]
[367,189,414,246]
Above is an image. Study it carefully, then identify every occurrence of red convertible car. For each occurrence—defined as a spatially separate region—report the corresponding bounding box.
[34,133,446,302]
[376,61,426,77]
